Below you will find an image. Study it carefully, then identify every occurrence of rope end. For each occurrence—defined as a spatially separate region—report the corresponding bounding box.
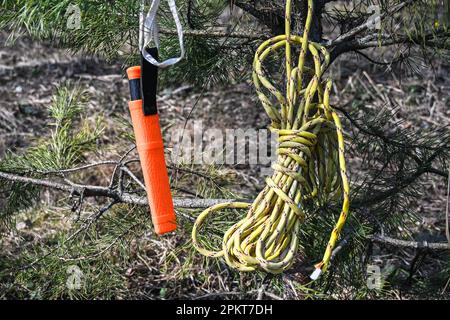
[310,268,322,281]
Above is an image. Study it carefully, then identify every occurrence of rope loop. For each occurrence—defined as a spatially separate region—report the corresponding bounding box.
[192,0,350,279]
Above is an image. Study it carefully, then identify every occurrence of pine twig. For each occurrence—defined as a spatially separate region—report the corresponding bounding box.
[371,234,450,250]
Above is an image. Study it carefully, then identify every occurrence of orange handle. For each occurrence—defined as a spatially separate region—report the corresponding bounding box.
[127,67,176,235]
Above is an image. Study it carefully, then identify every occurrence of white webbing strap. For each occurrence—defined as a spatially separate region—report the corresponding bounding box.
[140,0,185,68]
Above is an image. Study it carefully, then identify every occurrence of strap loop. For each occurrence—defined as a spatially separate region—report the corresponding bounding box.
[140,0,185,68]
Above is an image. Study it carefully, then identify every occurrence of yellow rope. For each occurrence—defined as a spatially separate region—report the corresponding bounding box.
[191,0,350,279]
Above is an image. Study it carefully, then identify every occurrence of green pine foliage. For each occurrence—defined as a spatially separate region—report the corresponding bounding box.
[1,0,139,60]
[1,0,257,85]
[0,204,151,299]
[0,86,103,221]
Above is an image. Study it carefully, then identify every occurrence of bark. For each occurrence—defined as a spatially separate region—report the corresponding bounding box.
[234,0,328,41]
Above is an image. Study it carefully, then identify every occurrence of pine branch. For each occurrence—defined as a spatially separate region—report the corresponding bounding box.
[0,170,238,209]
[371,234,450,250]
[329,0,414,47]
[159,28,265,40]
[327,0,440,61]
[350,30,450,51]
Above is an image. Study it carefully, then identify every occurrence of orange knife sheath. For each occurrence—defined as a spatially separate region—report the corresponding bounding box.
[126,66,176,235]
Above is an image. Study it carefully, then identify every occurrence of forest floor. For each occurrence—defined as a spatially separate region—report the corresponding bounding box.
[0,31,449,299]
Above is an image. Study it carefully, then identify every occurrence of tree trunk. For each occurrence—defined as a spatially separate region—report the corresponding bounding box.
[234,0,327,42]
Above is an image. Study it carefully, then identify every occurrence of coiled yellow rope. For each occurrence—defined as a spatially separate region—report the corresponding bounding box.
[192,0,350,279]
